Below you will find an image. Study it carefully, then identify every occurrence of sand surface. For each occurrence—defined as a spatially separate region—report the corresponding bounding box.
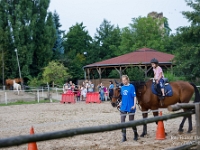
[0,101,197,150]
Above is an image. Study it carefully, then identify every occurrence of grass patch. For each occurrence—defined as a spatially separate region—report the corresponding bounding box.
[0,99,58,106]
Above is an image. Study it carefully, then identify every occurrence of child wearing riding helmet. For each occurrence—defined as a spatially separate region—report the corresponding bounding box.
[150,58,165,99]
[118,75,138,142]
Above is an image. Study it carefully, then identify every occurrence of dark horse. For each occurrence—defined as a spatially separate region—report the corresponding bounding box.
[111,79,200,137]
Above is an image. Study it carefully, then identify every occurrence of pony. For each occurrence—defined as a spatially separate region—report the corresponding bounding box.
[13,80,21,95]
[6,78,23,90]
[111,79,200,137]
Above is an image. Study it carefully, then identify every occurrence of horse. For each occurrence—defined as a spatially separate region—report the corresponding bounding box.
[13,80,21,95]
[111,79,200,137]
[6,78,23,90]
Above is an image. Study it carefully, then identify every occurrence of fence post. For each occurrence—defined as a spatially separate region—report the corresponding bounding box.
[42,87,44,98]
[4,92,7,105]
[37,90,39,103]
[195,103,200,150]
[56,87,58,99]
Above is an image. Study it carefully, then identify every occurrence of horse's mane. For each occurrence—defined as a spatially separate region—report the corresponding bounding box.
[130,79,153,89]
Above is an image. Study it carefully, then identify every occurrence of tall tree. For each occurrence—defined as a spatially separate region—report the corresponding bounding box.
[119,16,167,55]
[0,0,56,80]
[52,11,65,60]
[63,22,92,80]
[174,0,200,80]
[30,1,56,77]
[93,19,121,61]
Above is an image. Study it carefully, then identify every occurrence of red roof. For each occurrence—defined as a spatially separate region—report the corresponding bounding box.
[84,48,174,68]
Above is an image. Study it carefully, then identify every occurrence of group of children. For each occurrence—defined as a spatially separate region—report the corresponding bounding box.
[63,80,111,102]
[63,80,94,101]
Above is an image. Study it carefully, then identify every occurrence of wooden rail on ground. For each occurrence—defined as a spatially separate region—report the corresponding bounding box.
[0,111,194,148]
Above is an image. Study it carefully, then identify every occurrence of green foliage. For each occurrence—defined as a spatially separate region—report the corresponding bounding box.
[63,22,92,80]
[92,19,121,61]
[108,70,120,78]
[125,67,144,81]
[0,0,56,80]
[42,61,71,85]
[52,11,65,60]
[28,77,43,87]
[164,71,186,82]
[118,16,167,55]
[173,0,200,81]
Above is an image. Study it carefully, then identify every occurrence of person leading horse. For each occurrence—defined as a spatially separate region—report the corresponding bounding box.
[111,59,200,140]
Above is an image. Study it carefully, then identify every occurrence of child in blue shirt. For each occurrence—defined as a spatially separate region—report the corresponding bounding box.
[118,75,138,142]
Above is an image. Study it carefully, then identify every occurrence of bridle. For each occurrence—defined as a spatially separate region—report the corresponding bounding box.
[112,87,122,111]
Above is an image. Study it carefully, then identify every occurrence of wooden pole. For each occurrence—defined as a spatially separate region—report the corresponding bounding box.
[195,103,200,150]
[167,142,197,150]
[144,65,147,78]
[0,111,194,148]
[119,67,122,78]
[168,103,195,112]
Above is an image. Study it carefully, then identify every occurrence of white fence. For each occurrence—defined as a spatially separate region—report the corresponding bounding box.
[0,87,63,105]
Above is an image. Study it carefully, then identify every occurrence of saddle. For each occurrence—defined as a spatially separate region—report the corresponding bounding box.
[151,78,173,98]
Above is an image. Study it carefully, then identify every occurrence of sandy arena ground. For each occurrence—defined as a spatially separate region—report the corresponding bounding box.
[0,101,198,150]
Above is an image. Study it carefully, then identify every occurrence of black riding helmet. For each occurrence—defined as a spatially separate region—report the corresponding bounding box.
[150,58,159,64]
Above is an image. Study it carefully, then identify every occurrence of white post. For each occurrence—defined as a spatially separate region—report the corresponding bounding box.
[4,92,7,105]
[56,87,58,99]
[37,90,39,103]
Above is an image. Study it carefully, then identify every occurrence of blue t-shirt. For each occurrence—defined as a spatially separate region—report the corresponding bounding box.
[109,84,114,89]
[120,84,136,113]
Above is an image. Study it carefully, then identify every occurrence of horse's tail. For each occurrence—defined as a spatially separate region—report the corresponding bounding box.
[190,83,200,103]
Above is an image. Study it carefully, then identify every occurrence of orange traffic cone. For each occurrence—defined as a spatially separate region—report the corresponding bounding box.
[28,127,38,150]
[156,111,166,140]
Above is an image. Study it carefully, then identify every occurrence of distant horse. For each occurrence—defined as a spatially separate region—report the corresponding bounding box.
[13,80,21,95]
[111,79,200,137]
[6,78,23,90]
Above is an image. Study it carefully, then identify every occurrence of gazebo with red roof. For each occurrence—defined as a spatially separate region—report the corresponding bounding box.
[83,47,174,80]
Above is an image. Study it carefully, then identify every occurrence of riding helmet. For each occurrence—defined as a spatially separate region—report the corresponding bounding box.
[150,58,159,64]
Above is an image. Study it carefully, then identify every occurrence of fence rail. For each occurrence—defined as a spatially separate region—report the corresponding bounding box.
[0,110,195,148]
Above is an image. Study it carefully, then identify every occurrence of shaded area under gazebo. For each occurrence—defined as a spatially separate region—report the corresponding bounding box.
[83,48,174,82]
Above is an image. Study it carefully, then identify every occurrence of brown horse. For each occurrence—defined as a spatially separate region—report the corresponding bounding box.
[111,79,200,137]
[5,78,23,90]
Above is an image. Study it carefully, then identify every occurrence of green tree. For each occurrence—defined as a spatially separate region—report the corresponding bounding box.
[42,61,71,85]
[52,11,65,60]
[119,16,167,55]
[63,22,92,80]
[31,2,56,77]
[173,0,200,80]
[93,19,121,61]
[0,0,56,81]
[125,67,144,81]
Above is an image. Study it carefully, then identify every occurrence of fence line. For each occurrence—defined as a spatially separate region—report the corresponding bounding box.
[0,110,195,148]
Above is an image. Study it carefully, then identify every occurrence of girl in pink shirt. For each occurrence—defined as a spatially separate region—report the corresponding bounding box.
[151,58,165,99]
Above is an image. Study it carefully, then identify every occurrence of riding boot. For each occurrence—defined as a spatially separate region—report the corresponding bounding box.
[121,128,127,142]
[132,127,139,141]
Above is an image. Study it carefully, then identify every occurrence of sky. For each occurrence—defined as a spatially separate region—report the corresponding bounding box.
[49,0,192,37]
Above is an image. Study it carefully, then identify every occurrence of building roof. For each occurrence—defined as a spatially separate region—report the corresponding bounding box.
[84,48,174,68]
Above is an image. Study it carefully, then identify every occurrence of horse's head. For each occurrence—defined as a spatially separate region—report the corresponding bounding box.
[111,80,122,107]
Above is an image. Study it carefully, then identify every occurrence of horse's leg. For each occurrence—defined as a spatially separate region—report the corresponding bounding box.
[178,116,187,133]
[153,111,159,124]
[187,114,193,133]
[140,112,148,137]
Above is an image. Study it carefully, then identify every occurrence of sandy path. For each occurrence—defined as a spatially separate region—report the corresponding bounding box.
[0,102,197,150]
